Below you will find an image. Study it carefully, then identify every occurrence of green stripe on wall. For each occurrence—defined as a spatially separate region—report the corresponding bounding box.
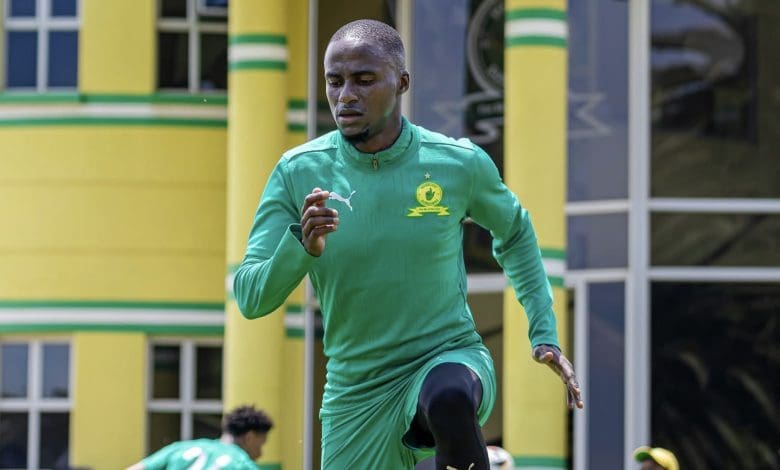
[229,61,287,72]
[287,123,306,132]
[0,300,224,310]
[540,248,566,259]
[0,92,80,103]
[514,455,567,468]
[286,304,303,313]
[506,36,567,48]
[548,276,565,288]
[256,464,282,470]
[0,324,224,335]
[229,34,286,45]
[288,98,307,110]
[0,117,226,127]
[506,8,566,21]
[0,92,228,105]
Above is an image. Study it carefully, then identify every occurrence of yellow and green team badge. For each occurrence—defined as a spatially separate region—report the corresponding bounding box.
[408,179,450,217]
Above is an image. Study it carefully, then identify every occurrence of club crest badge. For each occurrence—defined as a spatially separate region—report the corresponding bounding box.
[407,179,449,217]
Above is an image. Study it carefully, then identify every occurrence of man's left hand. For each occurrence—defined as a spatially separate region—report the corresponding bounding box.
[532,344,584,410]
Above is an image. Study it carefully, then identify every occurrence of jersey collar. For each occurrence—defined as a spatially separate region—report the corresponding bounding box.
[338,117,418,168]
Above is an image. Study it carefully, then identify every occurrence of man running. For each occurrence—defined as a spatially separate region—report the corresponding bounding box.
[234,19,582,469]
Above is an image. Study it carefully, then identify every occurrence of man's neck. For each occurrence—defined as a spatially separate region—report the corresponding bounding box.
[354,115,403,153]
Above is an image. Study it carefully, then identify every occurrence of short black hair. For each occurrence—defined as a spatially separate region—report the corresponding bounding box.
[222,405,273,436]
[329,19,406,71]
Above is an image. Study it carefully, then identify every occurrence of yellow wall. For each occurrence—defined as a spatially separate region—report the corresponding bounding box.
[0,127,226,302]
[503,0,569,465]
[71,332,146,470]
[224,1,288,467]
[80,0,156,93]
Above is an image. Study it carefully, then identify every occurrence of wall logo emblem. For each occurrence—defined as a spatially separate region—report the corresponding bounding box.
[408,180,449,217]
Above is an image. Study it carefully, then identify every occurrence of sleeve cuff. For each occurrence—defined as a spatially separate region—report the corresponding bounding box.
[275,223,317,273]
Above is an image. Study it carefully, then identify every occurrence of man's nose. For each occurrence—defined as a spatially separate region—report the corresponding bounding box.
[339,82,358,104]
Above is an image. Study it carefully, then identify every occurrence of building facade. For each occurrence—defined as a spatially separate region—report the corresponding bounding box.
[0,1,777,470]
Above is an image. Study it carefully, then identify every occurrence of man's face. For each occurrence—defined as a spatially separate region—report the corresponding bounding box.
[242,430,267,460]
[640,459,665,470]
[323,38,408,145]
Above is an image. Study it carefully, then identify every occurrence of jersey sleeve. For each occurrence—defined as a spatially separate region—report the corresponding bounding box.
[466,145,559,349]
[141,442,177,470]
[233,159,316,319]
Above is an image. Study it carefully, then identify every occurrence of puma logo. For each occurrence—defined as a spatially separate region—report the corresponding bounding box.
[445,464,475,470]
[328,190,356,211]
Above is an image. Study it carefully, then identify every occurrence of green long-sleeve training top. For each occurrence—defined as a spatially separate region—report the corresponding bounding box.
[234,118,559,412]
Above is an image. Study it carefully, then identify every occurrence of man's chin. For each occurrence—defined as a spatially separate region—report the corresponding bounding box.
[340,128,370,144]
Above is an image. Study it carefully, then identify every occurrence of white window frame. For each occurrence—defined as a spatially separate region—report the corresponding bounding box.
[146,338,223,451]
[3,0,80,92]
[157,0,227,93]
[0,339,72,470]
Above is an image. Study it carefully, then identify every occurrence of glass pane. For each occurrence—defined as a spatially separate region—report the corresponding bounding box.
[199,33,227,90]
[568,0,629,201]
[567,213,628,269]
[9,0,35,17]
[39,413,68,469]
[193,413,222,439]
[411,0,504,173]
[651,0,780,198]
[587,282,624,470]
[652,213,780,267]
[651,282,780,469]
[152,345,180,399]
[51,0,77,16]
[6,32,38,88]
[148,413,181,454]
[42,344,70,398]
[1,344,28,398]
[158,32,189,89]
[464,223,500,273]
[195,346,222,400]
[48,31,79,87]
[0,413,28,468]
[161,0,187,18]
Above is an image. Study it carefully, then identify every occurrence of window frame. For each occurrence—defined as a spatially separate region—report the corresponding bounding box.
[146,338,223,452]
[2,0,81,91]
[0,339,72,470]
[156,0,227,93]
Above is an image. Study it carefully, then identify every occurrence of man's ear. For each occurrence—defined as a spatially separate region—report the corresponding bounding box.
[398,70,410,94]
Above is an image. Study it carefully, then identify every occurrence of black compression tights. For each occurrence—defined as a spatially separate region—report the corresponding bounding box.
[405,363,489,470]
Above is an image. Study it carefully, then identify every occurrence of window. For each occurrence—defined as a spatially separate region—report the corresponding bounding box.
[3,0,79,90]
[157,0,227,92]
[147,340,223,453]
[650,0,780,198]
[0,341,71,470]
[651,282,780,469]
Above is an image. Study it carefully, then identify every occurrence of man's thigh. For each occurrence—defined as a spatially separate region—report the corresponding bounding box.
[321,401,417,469]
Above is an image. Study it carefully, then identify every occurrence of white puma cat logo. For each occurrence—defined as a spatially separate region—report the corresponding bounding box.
[328,190,356,211]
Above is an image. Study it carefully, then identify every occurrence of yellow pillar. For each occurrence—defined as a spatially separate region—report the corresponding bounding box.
[279,0,309,468]
[70,333,146,470]
[80,0,155,93]
[224,1,288,468]
[503,1,569,469]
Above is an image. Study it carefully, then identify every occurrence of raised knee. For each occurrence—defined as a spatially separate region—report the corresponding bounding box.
[425,386,477,428]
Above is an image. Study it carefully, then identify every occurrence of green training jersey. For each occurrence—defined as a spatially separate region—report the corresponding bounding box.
[234,119,559,414]
[142,438,257,470]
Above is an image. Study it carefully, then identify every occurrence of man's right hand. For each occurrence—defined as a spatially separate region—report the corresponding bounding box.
[301,187,339,257]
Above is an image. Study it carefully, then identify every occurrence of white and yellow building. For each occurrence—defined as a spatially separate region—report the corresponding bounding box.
[1,1,778,470]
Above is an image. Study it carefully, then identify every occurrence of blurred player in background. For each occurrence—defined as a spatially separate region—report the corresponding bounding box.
[126,405,273,470]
